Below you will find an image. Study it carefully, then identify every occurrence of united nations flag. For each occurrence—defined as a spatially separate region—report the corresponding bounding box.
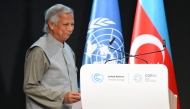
[82,0,125,64]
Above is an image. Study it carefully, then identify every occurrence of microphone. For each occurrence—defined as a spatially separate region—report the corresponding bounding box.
[109,37,115,45]
[105,37,129,64]
[163,39,166,48]
[105,39,166,64]
[108,37,129,55]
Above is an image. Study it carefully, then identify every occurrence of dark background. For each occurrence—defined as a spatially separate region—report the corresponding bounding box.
[0,0,190,108]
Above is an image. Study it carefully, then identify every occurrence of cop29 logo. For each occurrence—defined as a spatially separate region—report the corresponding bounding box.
[145,74,157,77]
[91,73,104,83]
[133,73,143,83]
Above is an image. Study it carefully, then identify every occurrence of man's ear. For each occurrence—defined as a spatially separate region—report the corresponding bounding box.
[48,21,54,30]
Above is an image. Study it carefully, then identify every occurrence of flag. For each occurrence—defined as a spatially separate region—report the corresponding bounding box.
[129,0,180,108]
[82,0,125,65]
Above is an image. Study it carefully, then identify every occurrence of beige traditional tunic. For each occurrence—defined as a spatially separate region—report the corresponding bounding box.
[23,33,78,109]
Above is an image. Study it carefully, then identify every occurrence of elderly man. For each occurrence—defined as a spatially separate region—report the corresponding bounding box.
[23,4,81,109]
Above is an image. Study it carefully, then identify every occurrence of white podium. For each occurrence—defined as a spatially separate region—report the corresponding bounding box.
[79,64,176,109]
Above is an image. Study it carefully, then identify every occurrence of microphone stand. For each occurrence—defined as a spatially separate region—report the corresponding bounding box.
[130,48,165,57]
[104,55,148,64]
[105,39,166,64]
[105,45,149,64]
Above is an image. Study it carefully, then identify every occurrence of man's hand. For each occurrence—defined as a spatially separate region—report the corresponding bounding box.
[63,92,81,104]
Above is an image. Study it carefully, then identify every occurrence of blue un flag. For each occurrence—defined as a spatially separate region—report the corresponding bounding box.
[82,0,125,64]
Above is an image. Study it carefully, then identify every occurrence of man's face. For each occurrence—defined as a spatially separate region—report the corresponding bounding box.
[49,13,74,43]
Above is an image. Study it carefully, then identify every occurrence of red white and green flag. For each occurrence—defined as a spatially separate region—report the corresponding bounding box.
[129,0,180,108]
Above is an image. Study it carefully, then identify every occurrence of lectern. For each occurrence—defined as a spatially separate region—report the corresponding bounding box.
[78,64,177,109]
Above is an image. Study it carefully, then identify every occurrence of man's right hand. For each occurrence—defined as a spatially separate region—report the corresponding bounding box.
[63,92,81,104]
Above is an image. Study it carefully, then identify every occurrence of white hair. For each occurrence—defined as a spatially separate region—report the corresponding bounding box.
[43,4,73,33]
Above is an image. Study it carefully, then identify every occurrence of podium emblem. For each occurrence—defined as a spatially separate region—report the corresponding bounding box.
[91,73,104,83]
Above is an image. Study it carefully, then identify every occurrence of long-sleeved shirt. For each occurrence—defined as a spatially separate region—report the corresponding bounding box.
[24,33,78,109]
[24,47,66,109]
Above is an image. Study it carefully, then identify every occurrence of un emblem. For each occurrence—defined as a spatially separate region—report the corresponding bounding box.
[83,17,125,64]
[91,73,104,83]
